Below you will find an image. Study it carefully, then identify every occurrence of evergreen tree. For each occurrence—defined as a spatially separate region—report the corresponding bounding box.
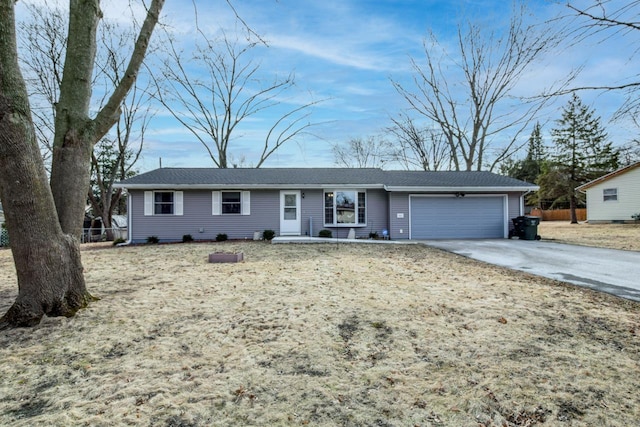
[539,94,619,223]
[501,122,546,207]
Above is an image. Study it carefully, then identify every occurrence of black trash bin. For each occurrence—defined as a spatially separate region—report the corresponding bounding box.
[510,216,541,240]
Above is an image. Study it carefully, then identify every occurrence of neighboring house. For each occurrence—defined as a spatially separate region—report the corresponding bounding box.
[576,161,640,223]
[114,168,538,243]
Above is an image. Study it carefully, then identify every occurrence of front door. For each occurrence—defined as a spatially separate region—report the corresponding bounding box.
[280,190,301,235]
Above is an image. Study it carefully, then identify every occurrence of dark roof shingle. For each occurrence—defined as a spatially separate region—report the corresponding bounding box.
[116,167,536,189]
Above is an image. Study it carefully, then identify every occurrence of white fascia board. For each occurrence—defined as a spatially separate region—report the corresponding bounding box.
[384,185,539,192]
[114,183,385,190]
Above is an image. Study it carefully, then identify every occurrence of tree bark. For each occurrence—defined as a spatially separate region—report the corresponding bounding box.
[0,0,93,329]
[50,0,164,238]
[569,193,578,224]
[1,0,163,328]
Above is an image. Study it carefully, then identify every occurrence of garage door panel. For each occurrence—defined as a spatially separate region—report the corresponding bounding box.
[410,196,505,239]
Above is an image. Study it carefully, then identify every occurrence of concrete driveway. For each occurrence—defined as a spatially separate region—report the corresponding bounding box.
[424,239,640,302]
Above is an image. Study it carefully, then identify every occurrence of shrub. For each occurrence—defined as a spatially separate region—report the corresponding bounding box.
[216,233,228,242]
[182,234,194,243]
[262,229,276,241]
[632,213,640,221]
[146,236,159,244]
[113,238,126,246]
[369,231,379,239]
[318,229,332,238]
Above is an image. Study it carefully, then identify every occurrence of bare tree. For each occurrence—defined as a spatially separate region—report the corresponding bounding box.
[386,114,451,171]
[154,29,320,168]
[19,4,153,242]
[17,2,67,167]
[88,85,150,241]
[333,136,388,168]
[0,0,164,329]
[556,1,640,119]
[89,21,153,241]
[392,4,561,171]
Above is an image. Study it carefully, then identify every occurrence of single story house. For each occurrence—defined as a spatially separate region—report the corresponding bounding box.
[114,168,538,242]
[576,161,640,223]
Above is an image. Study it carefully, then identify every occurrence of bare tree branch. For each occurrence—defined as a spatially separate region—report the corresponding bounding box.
[386,114,451,171]
[392,5,562,171]
[333,136,387,168]
[548,2,640,119]
[153,24,321,168]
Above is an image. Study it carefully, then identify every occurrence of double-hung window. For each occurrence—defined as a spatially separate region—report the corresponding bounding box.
[144,191,183,216]
[603,188,618,202]
[324,190,366,226]
[154,192,174,214]
[222,192,242,214]
[212,191,250,215]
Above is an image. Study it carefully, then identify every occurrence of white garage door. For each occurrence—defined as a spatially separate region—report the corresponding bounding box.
[410,196,506,239]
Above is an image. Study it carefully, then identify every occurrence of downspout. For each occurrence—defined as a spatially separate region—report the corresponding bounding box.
[123,189,133,245]
[521,191,530,216]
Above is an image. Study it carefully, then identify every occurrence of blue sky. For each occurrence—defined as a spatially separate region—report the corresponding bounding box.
[17,1,640,172]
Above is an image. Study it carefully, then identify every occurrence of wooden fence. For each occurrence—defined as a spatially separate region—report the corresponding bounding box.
[529,208,587,221]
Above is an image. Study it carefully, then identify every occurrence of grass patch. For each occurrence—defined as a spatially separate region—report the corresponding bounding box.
[0,242,638,425]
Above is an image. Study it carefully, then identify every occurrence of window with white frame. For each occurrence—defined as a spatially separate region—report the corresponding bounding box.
[603,188,618,202]
[324,190,366,226]
[222,191,241,214]
[155,191,174,214]
[212,191,250,215]
[144,191,183,216]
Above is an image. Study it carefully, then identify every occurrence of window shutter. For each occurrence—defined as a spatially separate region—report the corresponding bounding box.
[174,191,183,216]
[242,191,250,215]
[212,191,221,215]
[144,191,153,216]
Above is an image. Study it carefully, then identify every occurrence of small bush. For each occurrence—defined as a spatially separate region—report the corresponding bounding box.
[146,236,159,244]
[216,233,228,242]
[262,229,276,241]
[632,213,640,221]
[182,234,194,243]
[318,229,332,238]
[113,238,126,246]
[369,231,379,239]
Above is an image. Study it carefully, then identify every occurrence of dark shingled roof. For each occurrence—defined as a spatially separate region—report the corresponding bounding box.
[116,167,536,189]
[383,170,534,188]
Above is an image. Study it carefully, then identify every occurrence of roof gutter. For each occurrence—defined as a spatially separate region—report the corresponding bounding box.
[383,185,539,192]
[113,183,386,190]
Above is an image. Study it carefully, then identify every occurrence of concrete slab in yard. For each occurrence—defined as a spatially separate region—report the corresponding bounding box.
[424,239,640,302]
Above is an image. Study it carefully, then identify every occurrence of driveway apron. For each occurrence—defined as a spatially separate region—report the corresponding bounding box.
[423,239,640,302]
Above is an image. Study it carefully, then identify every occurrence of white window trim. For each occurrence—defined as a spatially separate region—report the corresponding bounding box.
[212,191,250,216]
[144,190,183,216]
[323,189,367,227]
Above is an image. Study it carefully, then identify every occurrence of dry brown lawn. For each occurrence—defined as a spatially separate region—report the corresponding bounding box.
[0,240,639,426]
[539,221,640,251]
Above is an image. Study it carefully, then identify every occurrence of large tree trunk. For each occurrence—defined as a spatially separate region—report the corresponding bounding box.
[0,1,93,329]
[49,0,101,238]
[1,0,163,328]
[0,106,93,328]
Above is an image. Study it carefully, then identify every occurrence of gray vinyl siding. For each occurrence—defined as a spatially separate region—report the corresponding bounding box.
[129,189,526,242]
[389,192,411,240]
[507,193,522,230]
[299,189,389,238]
[130,190,280,242]
[299,190,323,237]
